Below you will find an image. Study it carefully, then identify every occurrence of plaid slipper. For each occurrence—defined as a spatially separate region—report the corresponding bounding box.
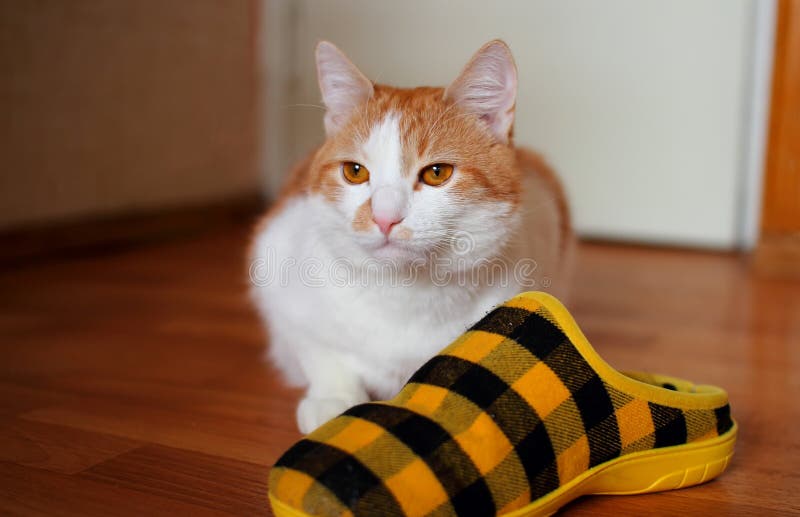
[269,291,737,516]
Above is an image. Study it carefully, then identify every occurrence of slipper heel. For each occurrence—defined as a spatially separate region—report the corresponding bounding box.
[584,423,737,496]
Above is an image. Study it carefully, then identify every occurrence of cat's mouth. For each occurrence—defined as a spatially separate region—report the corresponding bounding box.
[374,238,410,252]
[367,237,425,262]
[376,238,401,249]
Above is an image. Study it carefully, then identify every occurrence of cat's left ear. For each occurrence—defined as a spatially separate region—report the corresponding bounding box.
[444,40,518,144]
[315,41,374,136]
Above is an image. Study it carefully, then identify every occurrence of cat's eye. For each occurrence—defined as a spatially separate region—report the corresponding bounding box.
[419,164,454,186]
[342,162,370,184]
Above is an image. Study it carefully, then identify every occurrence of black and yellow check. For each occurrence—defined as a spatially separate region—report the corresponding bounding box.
[270,292,734,516]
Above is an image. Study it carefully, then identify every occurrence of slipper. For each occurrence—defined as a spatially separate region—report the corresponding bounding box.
[269,291,736,516]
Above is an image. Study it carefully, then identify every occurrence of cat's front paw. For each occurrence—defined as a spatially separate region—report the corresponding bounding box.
[296,396,356,434]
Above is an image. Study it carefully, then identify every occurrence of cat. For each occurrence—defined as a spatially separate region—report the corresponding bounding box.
[249,40,574,434]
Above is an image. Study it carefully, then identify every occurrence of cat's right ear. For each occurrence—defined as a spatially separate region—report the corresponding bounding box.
[444,40,517,144]
[315,41,374,136]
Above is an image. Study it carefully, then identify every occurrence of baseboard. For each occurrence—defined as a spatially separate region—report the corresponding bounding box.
[753,231,800,278]
[0,194,266,268]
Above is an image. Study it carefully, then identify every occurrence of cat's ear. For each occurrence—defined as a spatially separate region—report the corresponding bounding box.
[315,41,374,136]
[444,40,518,143]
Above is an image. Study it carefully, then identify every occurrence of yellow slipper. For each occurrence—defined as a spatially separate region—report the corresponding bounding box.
[269,291,736,516]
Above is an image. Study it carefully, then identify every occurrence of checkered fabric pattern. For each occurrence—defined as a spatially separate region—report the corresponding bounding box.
[270,295,734,517]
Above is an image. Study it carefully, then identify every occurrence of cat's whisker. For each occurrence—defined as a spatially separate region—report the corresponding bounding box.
[285,103,326,111]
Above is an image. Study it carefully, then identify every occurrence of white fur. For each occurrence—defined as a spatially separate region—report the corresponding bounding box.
[251,199,524,433]
[360,113,409,227]
[361,112,403,187]
[250,109,568,433]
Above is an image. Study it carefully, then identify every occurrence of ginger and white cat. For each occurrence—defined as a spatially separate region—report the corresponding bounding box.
[250,40,574,434]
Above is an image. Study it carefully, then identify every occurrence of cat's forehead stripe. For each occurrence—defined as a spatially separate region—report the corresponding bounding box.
[360,112,406,183]
[350,88,459,176]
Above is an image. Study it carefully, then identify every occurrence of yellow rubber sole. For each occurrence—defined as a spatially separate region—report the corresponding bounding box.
[269,423,737,517]
[508,422,737,516]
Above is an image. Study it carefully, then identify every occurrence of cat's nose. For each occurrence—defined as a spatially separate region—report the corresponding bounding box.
[373,215,403,236]
[371,186,407,236]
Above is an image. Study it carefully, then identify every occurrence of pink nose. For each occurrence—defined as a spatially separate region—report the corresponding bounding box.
[373,216,403,236]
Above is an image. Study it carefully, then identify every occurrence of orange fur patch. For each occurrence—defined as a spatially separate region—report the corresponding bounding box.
[352,198,373,233]
[515,148,573,254]
[394,227,413,240]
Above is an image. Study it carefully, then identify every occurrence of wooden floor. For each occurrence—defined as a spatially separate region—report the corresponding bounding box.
[1,223,798,516]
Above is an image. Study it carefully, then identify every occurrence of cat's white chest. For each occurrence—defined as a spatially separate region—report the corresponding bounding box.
[314,287,467,397]
[250,196,514,399]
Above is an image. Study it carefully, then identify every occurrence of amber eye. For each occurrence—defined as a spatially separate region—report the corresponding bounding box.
[342,162,370,184]
[419,164,454,186]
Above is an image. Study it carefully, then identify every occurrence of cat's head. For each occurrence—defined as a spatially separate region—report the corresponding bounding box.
[307,40,522,268]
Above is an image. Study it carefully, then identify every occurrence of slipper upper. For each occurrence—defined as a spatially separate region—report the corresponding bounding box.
[269,291,734,517]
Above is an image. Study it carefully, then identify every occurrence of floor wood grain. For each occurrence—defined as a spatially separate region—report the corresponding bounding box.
[1,225,798,516]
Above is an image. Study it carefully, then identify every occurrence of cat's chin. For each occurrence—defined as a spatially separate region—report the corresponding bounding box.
[366,240,426,264]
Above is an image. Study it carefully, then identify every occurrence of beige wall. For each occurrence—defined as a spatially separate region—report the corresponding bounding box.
[0,1,261,230]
